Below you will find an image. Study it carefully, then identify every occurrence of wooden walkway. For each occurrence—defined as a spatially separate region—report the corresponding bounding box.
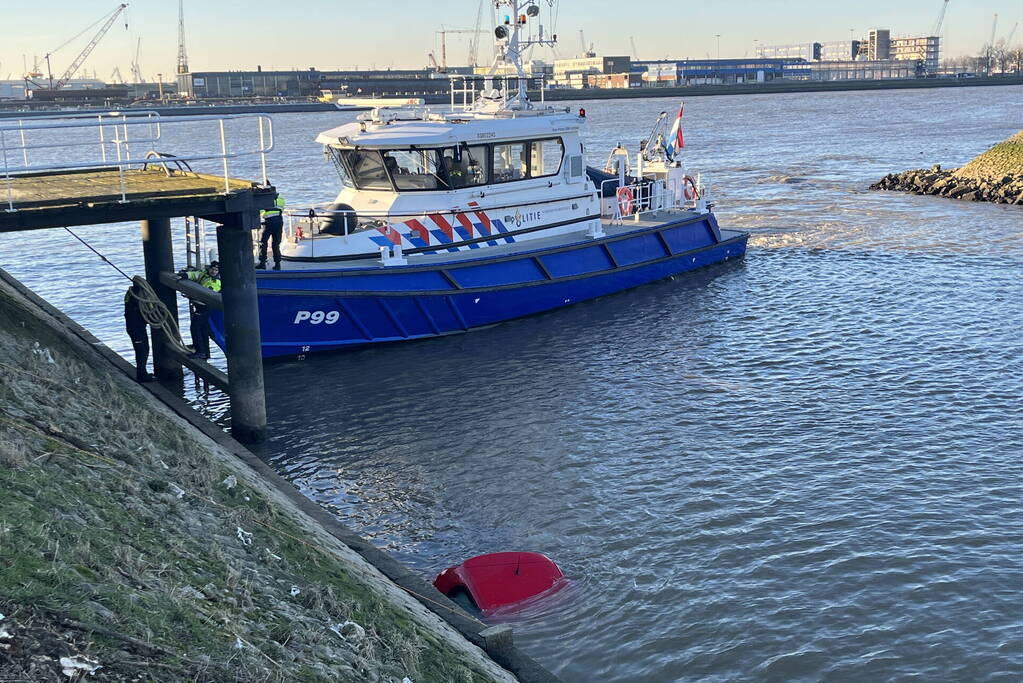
[1,168,276,232]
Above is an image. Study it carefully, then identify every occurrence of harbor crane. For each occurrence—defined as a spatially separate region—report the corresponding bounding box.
[177,0,189,74]
[630,36,639,60]
[40,3,128,90]
[932,0,950,36]
[435,27,487,72]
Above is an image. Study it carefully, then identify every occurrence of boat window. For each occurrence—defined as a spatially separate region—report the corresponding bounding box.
[383,149,445,191]
[529,138,564,177]
[338,149,392,190]
[441,144,490,189]
[493,142,528,182]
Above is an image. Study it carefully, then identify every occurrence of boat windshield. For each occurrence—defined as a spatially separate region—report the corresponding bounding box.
[332,145,491,191]
[329,138,558,192]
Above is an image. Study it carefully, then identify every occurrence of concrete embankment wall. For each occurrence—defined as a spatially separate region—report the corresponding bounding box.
[0,267,556,682]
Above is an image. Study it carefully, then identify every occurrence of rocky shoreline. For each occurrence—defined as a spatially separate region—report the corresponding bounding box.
[871,129,1023,205]
[870,165,1023,204]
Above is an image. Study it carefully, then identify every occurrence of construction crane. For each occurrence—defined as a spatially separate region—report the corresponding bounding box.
[932,0,950,36]
[130,37,143,84]
[435,27,486,72]
[1003,22,1019,47]
[578,30,595,58]
[109,66,125,84]
[177,0,189,75]
[42,3,128,90]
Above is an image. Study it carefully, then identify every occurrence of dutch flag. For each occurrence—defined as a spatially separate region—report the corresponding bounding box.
[665,102,685,160]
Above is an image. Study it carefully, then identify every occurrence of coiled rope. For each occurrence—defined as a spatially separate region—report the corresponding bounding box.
[63,227,192,354]
[126,276,192,354]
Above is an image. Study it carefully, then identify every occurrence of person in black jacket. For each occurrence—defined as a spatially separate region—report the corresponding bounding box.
[124,282,154,382]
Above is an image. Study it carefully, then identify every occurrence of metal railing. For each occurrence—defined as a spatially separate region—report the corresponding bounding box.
[1,112,273,211]
[600,175,705,225]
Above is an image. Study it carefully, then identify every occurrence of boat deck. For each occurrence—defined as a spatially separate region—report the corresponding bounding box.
[275,210,727,272]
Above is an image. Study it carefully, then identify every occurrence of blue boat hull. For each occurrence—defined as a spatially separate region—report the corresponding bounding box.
[212,214,748,358]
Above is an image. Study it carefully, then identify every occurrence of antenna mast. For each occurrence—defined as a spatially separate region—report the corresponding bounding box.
[487,0,556,109]
[176,0,189,74]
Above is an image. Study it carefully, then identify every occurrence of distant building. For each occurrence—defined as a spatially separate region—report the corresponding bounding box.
[178,69,459,99]
[552,56,630,88]
[757,43,821,62]
[587,72,641,89]
[867,29,891,60]
[782,59,920,81]
[634,59,800,85]
[820,40,861,62]
[891,35,940,72]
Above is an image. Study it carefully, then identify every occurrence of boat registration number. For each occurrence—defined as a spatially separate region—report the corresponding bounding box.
[293,310,341,325]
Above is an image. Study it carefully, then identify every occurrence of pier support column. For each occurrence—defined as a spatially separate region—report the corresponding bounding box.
[141,217,184,381]
[216,211,267,444]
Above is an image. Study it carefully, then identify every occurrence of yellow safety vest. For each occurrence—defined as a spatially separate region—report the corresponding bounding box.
[261,194,286,219]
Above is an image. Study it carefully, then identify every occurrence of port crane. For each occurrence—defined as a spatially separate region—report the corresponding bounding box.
[37,3,129,90]
[435,27,488,72]
[932,0,950,36]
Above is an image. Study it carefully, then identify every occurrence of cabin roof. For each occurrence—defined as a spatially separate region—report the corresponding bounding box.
[316,112,583,148]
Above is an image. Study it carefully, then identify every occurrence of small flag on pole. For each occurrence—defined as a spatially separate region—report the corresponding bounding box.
[665,102,685,160]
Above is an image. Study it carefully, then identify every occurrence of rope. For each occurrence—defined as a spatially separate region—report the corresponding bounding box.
[64,228,132,281]
[127,276,192,354]
[60,226,192,355]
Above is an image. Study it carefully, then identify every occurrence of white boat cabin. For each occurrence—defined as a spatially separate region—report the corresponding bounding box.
[282,106,602,261]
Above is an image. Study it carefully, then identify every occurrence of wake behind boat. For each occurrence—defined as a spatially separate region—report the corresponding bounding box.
[212,0,749,359]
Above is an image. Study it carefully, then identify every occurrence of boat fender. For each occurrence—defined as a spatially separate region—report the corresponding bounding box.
[318,203,358,235]
[683,175,700,200]
[616,186,635,216]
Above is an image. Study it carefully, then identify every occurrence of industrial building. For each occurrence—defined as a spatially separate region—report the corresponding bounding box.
[176,68,475,99]
[551,56,631,88]
[757,43,821,62]
[820,41,861,62]
[633,59,801,86]
[783,59,920,81]
[758,27,940,73]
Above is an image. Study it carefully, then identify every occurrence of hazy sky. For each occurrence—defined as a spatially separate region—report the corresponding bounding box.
[2,0,1017,81]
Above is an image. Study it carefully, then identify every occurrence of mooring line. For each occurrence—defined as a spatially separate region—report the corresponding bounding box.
[63,227,132,281]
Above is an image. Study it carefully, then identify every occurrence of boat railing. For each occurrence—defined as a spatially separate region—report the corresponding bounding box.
[600,175,704,224]
[1,112,273,211]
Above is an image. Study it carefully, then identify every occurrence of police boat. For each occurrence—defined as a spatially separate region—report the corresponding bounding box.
[213,1,749,359]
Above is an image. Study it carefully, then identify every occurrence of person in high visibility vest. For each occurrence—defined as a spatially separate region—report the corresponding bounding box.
[178,261,221,360]
[257,191,286,270]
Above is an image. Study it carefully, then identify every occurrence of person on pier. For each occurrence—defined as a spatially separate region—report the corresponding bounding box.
[257,191,286,270]
[179,261,221,360]
[123,282,154,382]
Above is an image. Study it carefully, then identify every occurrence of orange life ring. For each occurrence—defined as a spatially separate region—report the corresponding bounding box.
[683,175,700,200]
[616,186,635,215]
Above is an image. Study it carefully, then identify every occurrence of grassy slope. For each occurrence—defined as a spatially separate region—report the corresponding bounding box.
[0,283,508,683]
[954,130,1023,180]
